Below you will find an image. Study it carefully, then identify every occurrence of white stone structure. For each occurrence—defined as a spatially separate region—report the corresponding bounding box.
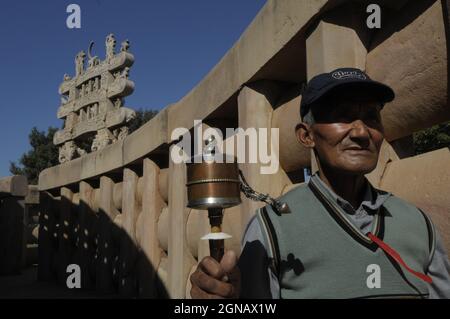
[54,34,136,163]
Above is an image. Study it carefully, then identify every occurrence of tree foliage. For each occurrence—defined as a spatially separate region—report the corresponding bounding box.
[9,109,158,185]
[9,127,59,184]
[413,121,450,155]
[128,108,159,134]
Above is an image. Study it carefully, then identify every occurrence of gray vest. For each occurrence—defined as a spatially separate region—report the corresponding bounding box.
[256,178,435,299]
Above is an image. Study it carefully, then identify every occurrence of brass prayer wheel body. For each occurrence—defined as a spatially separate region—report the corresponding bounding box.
[186,155,241,210]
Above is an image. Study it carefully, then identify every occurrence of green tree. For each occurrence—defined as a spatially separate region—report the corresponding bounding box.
[9,127,59,184]
[413,121,450,155]
[128,108,159,134]
[9,109,158,184]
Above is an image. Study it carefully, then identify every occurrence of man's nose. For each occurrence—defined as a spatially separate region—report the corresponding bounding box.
[349,120,370,145]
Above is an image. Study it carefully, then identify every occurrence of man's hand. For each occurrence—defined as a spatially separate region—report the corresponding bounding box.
[190,250,241,299]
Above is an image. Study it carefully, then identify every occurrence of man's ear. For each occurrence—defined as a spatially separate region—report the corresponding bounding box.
[295,122,315,148]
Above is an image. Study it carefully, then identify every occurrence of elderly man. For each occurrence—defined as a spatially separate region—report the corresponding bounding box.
[190,68,450,299]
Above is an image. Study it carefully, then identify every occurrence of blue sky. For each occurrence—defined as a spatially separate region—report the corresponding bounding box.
[0,0,266,177]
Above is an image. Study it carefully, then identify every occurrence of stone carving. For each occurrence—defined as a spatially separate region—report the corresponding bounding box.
[105,34,116,60]
[119,67,130,79]
[87,42,100,69]
[115,126,130,141]
[123,107,137,122]
[60,96,68,105]
[91,128,115,152]
[54,34,136,163]
[58,141,86,164]
[114,98,122,109]
[120,40,130,52]
[75,51,86,77]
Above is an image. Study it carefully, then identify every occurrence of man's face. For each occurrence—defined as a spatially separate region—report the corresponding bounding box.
[298,96,385,175]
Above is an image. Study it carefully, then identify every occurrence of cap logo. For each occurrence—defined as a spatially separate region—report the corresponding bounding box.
[331,70,367,80]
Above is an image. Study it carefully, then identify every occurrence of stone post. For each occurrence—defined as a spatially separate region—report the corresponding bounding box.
[57,187,74,285]
[0,196,26,275]
[237,81,291,233]
[137,158,165,297]
[167,145,196,298]
[119,168,140,296]
[78,181,96,289]
[96,176,117,293]
[38,191,57,281]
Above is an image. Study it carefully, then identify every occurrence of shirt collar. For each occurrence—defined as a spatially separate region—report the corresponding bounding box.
[309,173,391,215]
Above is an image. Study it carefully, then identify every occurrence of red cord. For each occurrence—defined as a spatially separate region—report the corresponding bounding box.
[367,232,432,284]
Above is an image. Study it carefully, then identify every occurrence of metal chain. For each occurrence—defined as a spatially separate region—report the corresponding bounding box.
[238,169,286,213]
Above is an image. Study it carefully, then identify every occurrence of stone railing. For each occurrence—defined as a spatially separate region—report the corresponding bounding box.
[0,176,28,275]
[24,185,40,267]
[38,0,450,298]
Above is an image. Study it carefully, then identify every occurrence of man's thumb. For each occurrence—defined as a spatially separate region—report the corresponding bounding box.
[220,250,240,297]
[220,250,238,274]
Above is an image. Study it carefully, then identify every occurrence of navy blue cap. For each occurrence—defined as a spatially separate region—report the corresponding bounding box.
[300,68,395,119]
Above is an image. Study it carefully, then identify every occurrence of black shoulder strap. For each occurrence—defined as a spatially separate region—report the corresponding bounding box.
[257,206,282,279]
[417,208,437,268]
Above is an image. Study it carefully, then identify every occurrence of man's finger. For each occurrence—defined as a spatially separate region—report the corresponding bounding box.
[199,256,225,279]
[191,283,225,300]
[192,267,235,297]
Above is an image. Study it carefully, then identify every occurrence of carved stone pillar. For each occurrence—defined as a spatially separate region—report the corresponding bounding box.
[167,145,196,298]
